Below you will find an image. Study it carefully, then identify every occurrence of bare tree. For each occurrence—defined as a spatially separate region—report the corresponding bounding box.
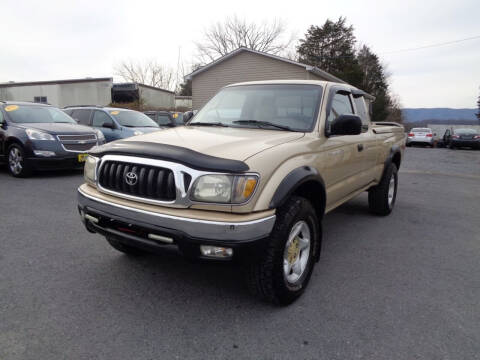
[196,16,294,63]
[115,60,176,91]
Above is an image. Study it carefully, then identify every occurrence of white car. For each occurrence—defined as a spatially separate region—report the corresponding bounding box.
[406,128,434,147]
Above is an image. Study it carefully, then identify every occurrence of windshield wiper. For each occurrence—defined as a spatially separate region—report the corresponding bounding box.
[233,120,294,131]
[189,122,229,127]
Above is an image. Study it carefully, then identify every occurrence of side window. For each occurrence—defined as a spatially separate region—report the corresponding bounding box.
[92,111,113,127]
[353,96,370,132]
[327,92,354,132]
[71,109,92,125]
[0,109,4,123]
[34,96,47,104]
[157,114,172,126]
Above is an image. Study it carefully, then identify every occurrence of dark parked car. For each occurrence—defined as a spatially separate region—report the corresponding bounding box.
[0,101,105,177]
[443,128,480,149]
[64,106,160,142]
[144,111,184,128]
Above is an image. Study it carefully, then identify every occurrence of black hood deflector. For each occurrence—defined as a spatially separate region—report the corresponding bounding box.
[88,141,249,173]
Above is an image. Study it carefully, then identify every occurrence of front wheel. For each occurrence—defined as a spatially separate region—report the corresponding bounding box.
[368,163,398,216]
[246,196,321,305]
[7,144,32,177]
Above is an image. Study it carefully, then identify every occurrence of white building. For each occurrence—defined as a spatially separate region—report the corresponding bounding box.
[0,77,175,109]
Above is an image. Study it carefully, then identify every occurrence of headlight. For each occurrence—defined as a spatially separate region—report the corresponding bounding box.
[84,155,99,186]
[191,174,258,204]
[26,128,55,141]
[133,130,143,136]
[94,129,105,141]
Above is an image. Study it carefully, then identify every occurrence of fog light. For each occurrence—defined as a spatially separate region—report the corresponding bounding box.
[34,150,56,157]
[200,245,233,258]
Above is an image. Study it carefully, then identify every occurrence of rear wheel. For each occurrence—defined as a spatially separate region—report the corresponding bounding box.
[106,237,148,256]
[246,196,320,305]
[368,163,398,216]
[7,144,32,177]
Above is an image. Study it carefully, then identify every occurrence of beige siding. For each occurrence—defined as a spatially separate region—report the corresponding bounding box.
[192,51,328,109]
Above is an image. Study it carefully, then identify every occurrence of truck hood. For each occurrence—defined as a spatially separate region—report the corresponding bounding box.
[130,126,161,134]
[125,126,304,161]
[14,122,96,135]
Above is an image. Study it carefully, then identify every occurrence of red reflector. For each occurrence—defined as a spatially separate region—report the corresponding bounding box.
[117,227,136,234]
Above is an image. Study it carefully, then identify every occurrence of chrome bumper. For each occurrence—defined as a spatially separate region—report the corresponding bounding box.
[77,188,276,242]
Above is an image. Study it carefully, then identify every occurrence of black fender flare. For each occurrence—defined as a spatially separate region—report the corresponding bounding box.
[269,166,326,212]
[382,145,401,180]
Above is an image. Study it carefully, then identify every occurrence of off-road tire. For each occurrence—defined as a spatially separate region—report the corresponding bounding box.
[368,163,398,216]
[7,144,32,177]
[246,196,320,305]
[106,236,148,256]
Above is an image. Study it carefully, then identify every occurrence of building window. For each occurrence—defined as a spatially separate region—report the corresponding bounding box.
[34,96,47,104]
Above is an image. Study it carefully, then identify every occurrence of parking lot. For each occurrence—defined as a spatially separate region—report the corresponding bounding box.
[1,147,479,359]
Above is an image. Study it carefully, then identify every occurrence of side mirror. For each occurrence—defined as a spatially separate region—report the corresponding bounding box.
[330,115,362,136]
[102,122,114,129]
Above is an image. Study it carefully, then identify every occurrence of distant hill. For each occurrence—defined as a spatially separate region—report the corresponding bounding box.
[402,108,478,123]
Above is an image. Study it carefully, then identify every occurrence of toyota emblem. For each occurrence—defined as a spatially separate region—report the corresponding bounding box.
[125,172,138,186]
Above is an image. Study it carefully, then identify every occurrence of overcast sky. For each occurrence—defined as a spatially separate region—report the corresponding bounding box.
[2,0,478,108]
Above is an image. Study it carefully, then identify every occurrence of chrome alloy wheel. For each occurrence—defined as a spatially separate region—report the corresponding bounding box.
[283,220,311,284]
[388,175,396,207]
[9,147,23,175]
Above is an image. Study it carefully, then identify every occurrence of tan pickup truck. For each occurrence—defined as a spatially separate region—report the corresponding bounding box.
[78,80,405,304]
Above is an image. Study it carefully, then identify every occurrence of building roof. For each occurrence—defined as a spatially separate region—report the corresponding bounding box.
[185,47,346,84]
[0,77,113,87]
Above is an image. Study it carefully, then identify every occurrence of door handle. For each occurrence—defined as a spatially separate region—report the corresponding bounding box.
[357,144,364,152]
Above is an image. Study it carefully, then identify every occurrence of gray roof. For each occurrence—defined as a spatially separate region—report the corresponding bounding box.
[0,77,113,87]
[185,47,346,84]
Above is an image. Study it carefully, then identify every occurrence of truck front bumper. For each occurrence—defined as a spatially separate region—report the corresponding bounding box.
[77,187,276,260]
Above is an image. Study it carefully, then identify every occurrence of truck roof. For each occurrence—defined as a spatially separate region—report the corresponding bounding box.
[224,80,374,100]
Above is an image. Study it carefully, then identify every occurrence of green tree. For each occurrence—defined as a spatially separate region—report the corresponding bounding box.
[356,45,402,122]
[297,17,363,86]
[178,79,192,96]
[297,18,403,123]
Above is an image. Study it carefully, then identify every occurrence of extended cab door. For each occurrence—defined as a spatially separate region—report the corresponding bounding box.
[352,94,379,184]
[321,86,372,209]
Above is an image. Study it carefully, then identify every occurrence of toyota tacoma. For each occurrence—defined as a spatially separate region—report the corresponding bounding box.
[77,80,405,304]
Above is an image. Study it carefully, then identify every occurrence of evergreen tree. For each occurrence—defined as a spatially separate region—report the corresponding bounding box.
[297,17,364,87]
[178,79,192,96]
[297,18,402,123]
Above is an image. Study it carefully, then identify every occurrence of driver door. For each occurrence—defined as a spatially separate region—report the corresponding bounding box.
[322,88,368,208]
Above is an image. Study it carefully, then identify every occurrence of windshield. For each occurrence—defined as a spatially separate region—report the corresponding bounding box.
[454,128,477,135]
[4,105,77,124]
[190,84,322,132]
[110,110,159,128]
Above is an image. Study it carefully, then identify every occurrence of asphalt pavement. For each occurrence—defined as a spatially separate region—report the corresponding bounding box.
[0,147,479,360]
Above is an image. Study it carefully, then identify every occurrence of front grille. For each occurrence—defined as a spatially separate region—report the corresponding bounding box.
[99,161,176,201]
[57,134,97,152]
[58,134,97,141]
[63,143,96,151]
